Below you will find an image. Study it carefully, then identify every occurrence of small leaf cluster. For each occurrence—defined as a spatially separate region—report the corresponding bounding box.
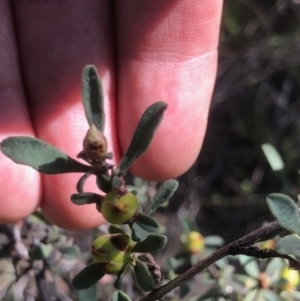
[206,255,300,301]
[0,65,178,299]
[0,211,86,300]
[267,194,300,261]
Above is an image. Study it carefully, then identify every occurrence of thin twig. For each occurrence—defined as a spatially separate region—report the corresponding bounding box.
[138,220,282,301]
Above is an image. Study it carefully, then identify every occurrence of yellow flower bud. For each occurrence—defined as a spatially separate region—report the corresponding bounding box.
[279,267,300,291]
[182,231,205,254]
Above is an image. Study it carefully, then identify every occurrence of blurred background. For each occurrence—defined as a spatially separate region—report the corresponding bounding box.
[166,0,300,243]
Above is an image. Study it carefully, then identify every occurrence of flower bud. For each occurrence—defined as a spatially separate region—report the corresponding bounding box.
[83,124,108,161]
[279,267,300,291]
[98,191,138,224]
[181,231,204,254]
[91,233,133,274]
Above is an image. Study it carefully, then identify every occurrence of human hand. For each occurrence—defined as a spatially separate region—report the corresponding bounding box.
[0,0,222,229]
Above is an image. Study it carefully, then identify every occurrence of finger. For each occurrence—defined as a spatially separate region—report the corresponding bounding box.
[116,0,222,181]
[12,0,118,229]
[0,0,41,223]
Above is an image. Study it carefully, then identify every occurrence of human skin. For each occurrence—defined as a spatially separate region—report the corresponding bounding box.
[0,0,223,229]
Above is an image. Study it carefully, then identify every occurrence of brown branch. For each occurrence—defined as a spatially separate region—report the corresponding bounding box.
[138,220,282,301]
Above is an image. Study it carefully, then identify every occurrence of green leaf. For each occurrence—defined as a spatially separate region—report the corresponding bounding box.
[145,179,178,215]
[133,258,155,292]
[82,65,105,132]
[76,171,92,193]
[96,174,112,193]
[204,235,224,247]
[72,263,105,290]
[61,245,81,259]
[135,213,160,233]
[237,255,260,278]
[277,234,300,256]
[262,143,284,171]
[132,223,150,242]
[27,210,47,225]
[244,289,261,301]
[30,243,54,260]
[132,234,167,253]
[108,225,125,234]
[266,193,300,235]
[48,225,60,242]
[78,284,97,301]
[111,291,132,301]
[113,263,129,289]
[1,136,90,174]
[71,193,102,205]
[117,101,167,175]
[265,258,286,275]
[112,176,124,189]
[0,260,16,288]
[260,289,282,301]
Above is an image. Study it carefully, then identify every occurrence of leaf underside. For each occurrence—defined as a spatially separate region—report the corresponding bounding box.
[1,136,90,174]
[72,263,105,290]
[82,65,105,132]
[132,223,151,242]
[113,263,129,289]
[71,193,102,205]
[132,234,167,253]
[145,179,178,215]
[277,235,300,256]
[266,193,300,235]
[117,101,167,175]
[112,291,132,301]
[135,213,160,233]
[108,225,125,234]
[134,258,155,292]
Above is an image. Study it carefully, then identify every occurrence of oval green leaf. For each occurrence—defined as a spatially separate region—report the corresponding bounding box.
[237,255,260,278]
[1,136,90,174]
[117,101,167,175]
[277,234,300,256]
[96,174,112,193]
[135,213,160,233]
[82,65,105,132]
[72,263,105,290]
[29,243,54,261]
[112,176,124,189]
[78,285,97,301]
[133,258,155,292]
[108,225,125,234]
[76,171,93,193]
[113,263,129,290]
[266,193,300,235]
[111,291,132,301]
[132,223,150,242]
[132,234,167,253]
[145,179,178,215]
[62,245,81,260]
[261,143,284,172]
[71,193,102,205]
[204,235,224,247]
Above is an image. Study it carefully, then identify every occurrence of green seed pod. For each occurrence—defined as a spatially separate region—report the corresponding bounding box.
[98,191,139,224]
[83,124,108,161]
[91,233,133,274]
